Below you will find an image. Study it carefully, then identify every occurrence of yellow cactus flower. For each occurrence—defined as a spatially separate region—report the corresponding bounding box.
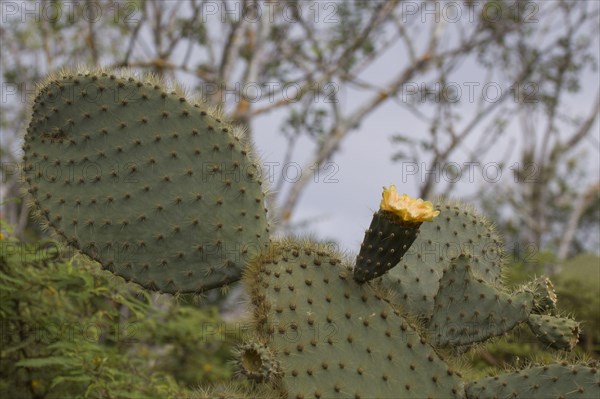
[380,185,440,222]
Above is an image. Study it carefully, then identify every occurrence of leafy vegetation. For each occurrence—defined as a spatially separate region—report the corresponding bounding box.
[555,254,600,354]
[0,222,237,399]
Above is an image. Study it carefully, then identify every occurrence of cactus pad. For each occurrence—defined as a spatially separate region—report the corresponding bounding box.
[22,69,270,293]
[428,255,533,347]
[465,363,600,398]
[244,239,464,399]
[381,200,504,318]
[527,314,580,351]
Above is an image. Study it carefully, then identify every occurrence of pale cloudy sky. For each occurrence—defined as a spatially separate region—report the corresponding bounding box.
[1,1,598,253]
[250,20,600,252]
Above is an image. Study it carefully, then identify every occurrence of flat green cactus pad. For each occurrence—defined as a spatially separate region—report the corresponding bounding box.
[381,200,504,318]
[427,255,533,347]
[244,239,464,399]
[465,363,600,398]
[527,314,580,351]
[22,69,270,293]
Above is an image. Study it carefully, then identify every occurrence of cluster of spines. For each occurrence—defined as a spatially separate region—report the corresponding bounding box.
[234,342,282,384]
[523,276,558,315]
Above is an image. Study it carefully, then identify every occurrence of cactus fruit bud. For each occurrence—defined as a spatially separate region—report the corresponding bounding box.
[353,187,439,283]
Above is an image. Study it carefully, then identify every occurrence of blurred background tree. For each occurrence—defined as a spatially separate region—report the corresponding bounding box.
[1,0,599,396]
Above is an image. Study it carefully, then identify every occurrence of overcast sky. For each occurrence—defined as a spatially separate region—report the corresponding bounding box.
[251,29,600,252]
[1,1,598,254]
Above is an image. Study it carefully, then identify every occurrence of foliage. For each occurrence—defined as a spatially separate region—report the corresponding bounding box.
[0,222,236,399]
[554,254,600,354]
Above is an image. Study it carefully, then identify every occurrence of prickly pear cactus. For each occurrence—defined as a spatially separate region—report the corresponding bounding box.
[19,70,599,399]
[243,239,465,399]
[22,68,270,293]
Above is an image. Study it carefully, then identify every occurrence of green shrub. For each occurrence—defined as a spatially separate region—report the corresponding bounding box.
[554,253,600,355]
[0,223,236,399]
